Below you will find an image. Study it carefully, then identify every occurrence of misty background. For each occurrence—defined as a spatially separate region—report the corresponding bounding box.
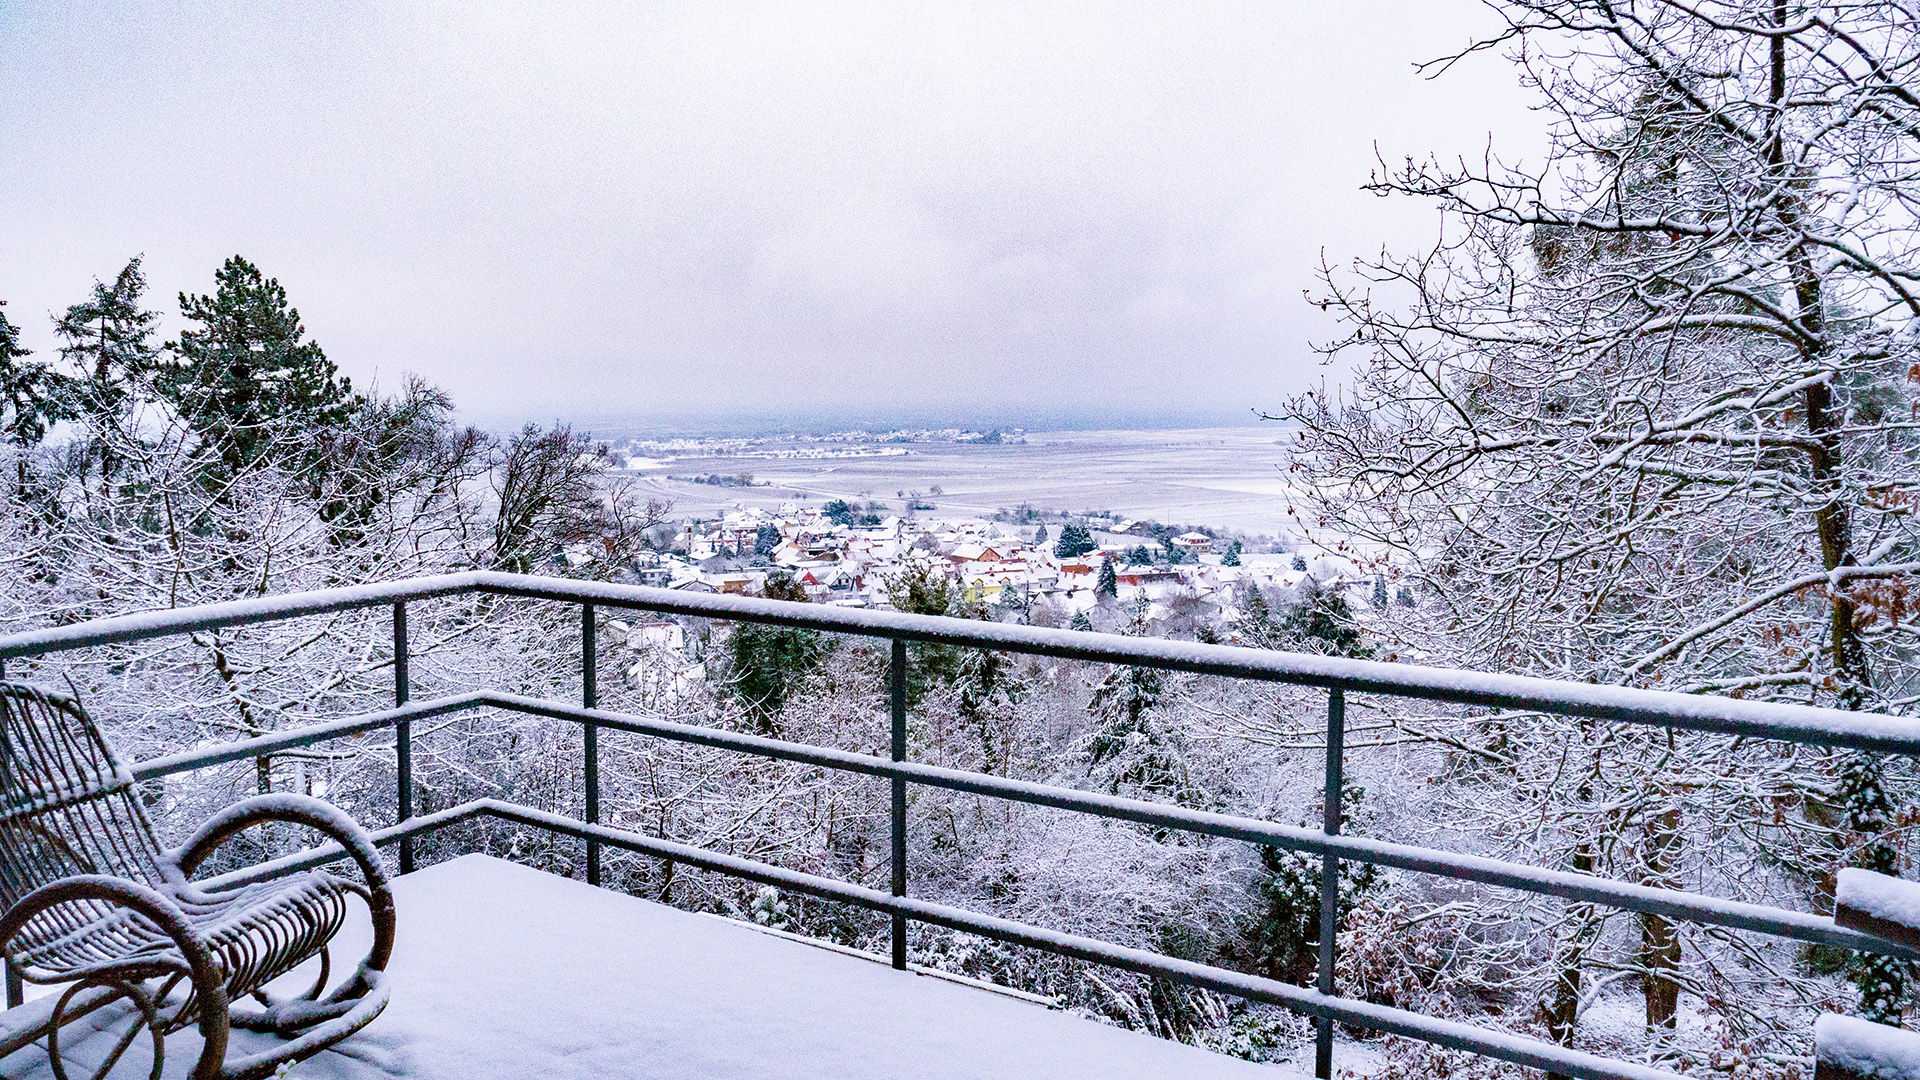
[3,2,1539,432]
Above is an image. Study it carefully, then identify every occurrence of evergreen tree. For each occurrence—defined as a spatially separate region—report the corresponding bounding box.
[1238,787,1380,984]
[55,257,161,427]
[1234,585,1275,646]
[1222,539,1242,567]
[1054,523,1095,558]
[1290,553,1307,572]
[1277,578,1371,659]
[1079,595,1192,804]
[1033,523,1048,546]
[1070,609,1095,633]
[726,573,822,734]
[1096,558,1119,598]
[54,257,162,482]
[754,523,782,558]
[822,499,855,526]
[0,299,74,493]
[1372,576,1389,608]
[995,579,1027,618]
[885,560,998,707]
[158,256,357,478]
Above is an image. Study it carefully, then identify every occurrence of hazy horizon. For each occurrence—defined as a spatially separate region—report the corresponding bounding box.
[470,404,1287,440]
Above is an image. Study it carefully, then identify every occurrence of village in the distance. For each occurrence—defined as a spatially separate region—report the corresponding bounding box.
[599,471,1399,688]
[632,503,1364,612]
[582,425,1393,675]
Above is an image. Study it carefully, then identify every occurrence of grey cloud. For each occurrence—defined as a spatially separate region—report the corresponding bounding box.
[1,1,1540,429]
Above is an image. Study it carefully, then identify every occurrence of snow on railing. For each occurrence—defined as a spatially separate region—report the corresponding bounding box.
[7,572,1920,1080]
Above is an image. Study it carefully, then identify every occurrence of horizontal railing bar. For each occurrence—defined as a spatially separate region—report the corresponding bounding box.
[7,571,1920,750]
[0,574,482,662]
[192,801,490,892]
[451,799,1687,1080]
[132,693,490,781]
[485,692,1913,959]
[468,574,1920,751]
[139,690,1913,959]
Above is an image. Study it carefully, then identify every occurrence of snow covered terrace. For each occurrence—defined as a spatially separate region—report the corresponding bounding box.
[4,855,1299,1080]
[6,572,1920,1080]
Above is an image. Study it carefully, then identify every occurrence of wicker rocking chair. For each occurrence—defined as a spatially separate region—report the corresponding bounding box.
[0,683,395,1080]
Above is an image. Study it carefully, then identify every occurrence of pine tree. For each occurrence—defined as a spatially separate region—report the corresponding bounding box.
[1222,540,1242,567]
[56,257,160,421]
[1080,595,1187,802]
[995,579,1027,618]
[1033,523,1048,546]
[1096,558,1118,598]
[1277,577,1371,659]
[1070,609,1094,633]
[159,256,357,479]
[1234,585,1271,644]
[1054,523,1095,558]
[754,522,782,559]
[54,257,161,481]
[726,573,822,734]
[0,299,74,494]
[1161,536,1182,565]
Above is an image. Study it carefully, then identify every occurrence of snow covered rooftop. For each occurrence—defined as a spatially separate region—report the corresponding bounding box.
[5,854,1301,1080]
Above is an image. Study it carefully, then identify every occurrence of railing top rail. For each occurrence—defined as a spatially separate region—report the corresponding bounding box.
[4,571,1919,753]
[0,573,482,659]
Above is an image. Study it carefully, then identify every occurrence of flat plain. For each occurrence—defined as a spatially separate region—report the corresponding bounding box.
[614,426,1304,536]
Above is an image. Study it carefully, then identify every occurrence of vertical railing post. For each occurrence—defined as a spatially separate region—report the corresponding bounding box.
[889,638,908,971]
[1316,687,1345,1079]
[0,657,16,1008]
[394,602,414,876]
[583,603,600,887]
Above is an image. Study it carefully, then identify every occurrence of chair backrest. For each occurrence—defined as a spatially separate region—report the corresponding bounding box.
[0,682,169,913]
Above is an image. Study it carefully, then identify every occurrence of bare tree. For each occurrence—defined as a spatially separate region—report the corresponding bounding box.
[487,424,668,575]
[1281,0,1920,1064]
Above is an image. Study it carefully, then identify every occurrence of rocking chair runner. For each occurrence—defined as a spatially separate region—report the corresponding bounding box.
[0,683,395,1080]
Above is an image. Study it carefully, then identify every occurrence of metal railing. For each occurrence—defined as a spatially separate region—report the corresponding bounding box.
[4,570,1918,1080]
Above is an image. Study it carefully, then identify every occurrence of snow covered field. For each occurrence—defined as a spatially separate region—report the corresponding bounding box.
[613,427,1307,535]
[2,855,1305,1079]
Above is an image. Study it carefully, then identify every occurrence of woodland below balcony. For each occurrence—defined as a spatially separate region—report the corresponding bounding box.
[4,573,1920,1080]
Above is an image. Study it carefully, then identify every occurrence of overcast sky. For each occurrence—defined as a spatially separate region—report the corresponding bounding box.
[2,2,1540,432]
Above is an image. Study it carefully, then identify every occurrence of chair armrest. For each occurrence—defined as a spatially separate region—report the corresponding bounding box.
[169,794,395,971]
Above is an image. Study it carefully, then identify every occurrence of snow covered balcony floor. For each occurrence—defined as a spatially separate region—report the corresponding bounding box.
[1,854,1300,1080]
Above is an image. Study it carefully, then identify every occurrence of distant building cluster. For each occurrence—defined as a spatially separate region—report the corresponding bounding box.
[597,505,1375,631]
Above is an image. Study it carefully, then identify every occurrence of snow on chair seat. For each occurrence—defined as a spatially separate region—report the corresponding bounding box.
[1817,1014,1920,1080]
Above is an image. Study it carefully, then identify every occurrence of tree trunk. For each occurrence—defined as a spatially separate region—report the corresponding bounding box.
[1543,838,1598,1080]
[1641,804,1683,1030]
